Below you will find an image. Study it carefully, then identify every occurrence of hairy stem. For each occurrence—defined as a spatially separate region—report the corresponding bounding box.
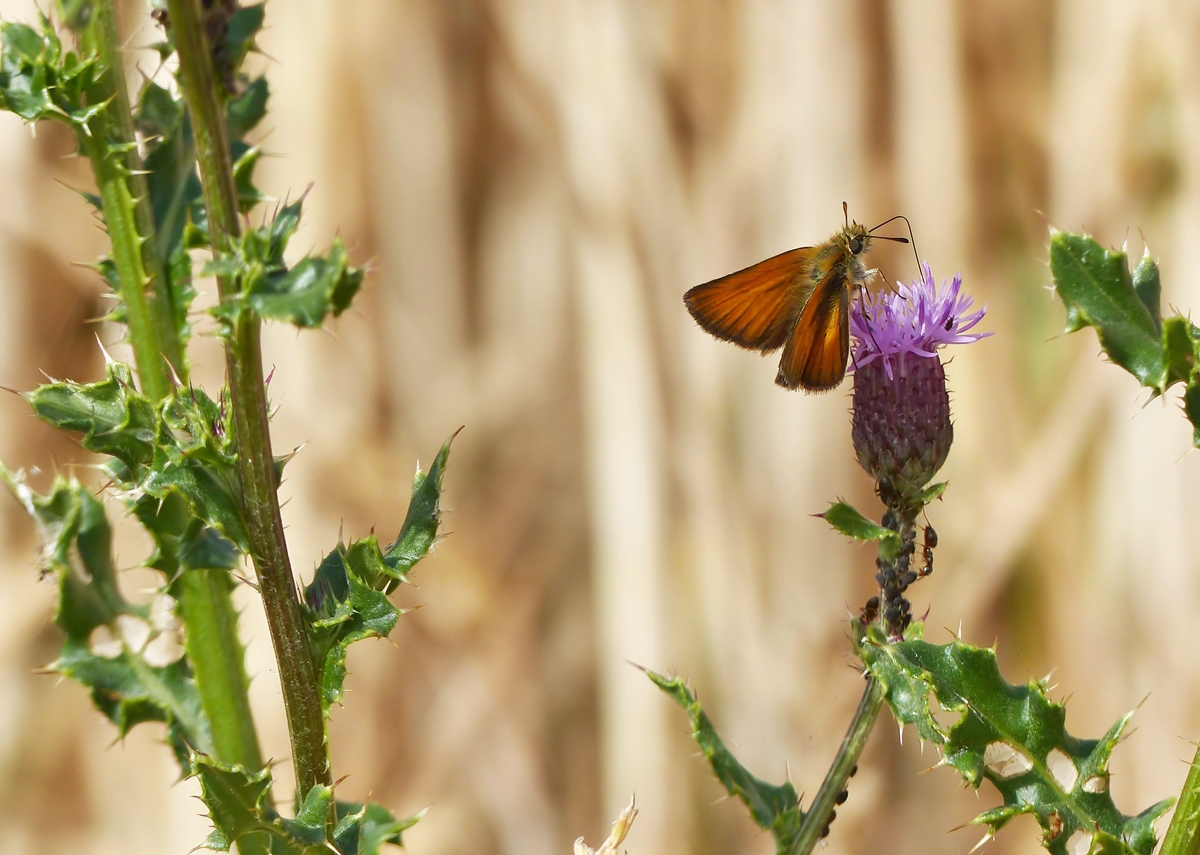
[166,0,331,805]
[87,0,186,380]
[1161,746,1200,855]
[78,132,168,403]
[786,676,885,855]
[83,1,268,817]
[177,569,264,770]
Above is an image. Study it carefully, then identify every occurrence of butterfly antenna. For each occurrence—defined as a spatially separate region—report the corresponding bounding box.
[869,214,923,275]
[843,200,849,228]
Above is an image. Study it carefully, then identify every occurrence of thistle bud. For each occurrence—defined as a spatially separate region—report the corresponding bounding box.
[848,264,989,512]
[852,351,951,506]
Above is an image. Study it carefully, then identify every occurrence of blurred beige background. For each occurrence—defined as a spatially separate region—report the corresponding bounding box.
[1,1,1199,854]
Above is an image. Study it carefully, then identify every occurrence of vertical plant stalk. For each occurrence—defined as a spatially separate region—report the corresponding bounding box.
[1161,748,1200,855]
[77,131,169,403]
[177,569,265,772]
[87,0,186,379]
[84,0,268,814]
[786,677,885,855]
[165,0,332,803]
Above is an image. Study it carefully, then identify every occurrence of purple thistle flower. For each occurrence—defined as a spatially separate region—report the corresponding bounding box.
[849,265,989,512]
[849,263,990,379]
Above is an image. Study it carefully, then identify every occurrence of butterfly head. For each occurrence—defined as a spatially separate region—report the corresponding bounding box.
[840,221,871,257]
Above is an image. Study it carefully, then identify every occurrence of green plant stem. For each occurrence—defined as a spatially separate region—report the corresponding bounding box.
[177,569,264,770]
[87,0,186,380]
[1161,746,1200,855]
[165,0,331,806]
[78,133,169,403]
[82,6,268,834]
[786,676,885,855]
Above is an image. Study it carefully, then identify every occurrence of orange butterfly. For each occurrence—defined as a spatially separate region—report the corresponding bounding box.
[684,206,908,391]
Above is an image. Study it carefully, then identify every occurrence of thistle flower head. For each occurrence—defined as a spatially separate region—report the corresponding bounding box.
[850,264,989,376]
[849,265,989,510]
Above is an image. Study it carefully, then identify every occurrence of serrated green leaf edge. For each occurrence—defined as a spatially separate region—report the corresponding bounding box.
[193,754,416,854]
[858,624,1172,855]
[820,500,901,560]
[647,669,802,853]
[1049,230,1166,390]
[1,469,215,765]
[303,432,455,718]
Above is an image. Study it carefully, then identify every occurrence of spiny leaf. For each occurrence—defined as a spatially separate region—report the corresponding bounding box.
[303,434,455,717]
[232,142,263,212]
[227,75,269,139]
[858,623,1173,855]
[1132,250,1162,333]
[1,471,213,767]
[192,755,287,853]
[27,364,250,551]
[133,491,238,583]
[194,757,413,855]
[1050,230,1200,447]
[279,784,332,847]
[207,200,364,332]
[819,500,900,560]
[647,670,802,854]
[222,4,265,74]
[1049,231,1165,390]
[1162,315,1198,394]
[385,432,455,581]
[334,801,421,855]
[307,537,401,715]
[27,361,156,473]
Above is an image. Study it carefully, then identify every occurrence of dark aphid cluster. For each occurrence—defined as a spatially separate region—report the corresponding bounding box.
[865,509,938,638]
[152,0,243,94]
[820,765,857,839]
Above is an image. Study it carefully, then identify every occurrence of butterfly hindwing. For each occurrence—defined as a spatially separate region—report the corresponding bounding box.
[683,247,814,352]
[775,268,850,391]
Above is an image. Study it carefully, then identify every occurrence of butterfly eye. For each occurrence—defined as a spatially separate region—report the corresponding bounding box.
[849,236,864,254]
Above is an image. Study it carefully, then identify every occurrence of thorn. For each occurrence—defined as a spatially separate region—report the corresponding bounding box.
[969,832,993,853]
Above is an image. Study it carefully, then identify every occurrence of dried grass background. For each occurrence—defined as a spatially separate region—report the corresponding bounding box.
[1,1,1200,854]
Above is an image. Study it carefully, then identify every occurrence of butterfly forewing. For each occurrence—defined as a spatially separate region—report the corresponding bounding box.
[775,270,850,391]
[683,247,815,351]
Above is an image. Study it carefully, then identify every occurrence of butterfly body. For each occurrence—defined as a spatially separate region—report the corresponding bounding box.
[684,222,875,391]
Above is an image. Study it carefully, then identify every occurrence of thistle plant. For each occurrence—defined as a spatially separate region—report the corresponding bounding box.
[0,1,450,852]
[653,260,1182,855]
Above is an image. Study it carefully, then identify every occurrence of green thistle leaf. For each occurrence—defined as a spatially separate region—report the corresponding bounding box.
[385,433,455,580]
[28,364,250,551]
[1132,250,1162,333]
[1050,230,1200,446]
[192,755,282,853]
[334,801,420,855]
[819,500,900,559]
[207,200,364,332]
[27,361,156,474]
[647,670,803,854]
[304,434,454,717]
[1049,231,1165,390]
[193,755,415,854]
[227,75,269,139]
[858,623,1173,855]
[0,471,213,768]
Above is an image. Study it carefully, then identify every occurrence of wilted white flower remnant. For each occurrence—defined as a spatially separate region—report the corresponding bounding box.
[574,796,638,855]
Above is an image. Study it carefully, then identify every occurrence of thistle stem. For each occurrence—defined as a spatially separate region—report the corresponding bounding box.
[165,0,331,805]
[1160,747,1200,855]
[785,676,885,855]
[78,130,168,403]
[88,0,186,379]
[83,1,268,820]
